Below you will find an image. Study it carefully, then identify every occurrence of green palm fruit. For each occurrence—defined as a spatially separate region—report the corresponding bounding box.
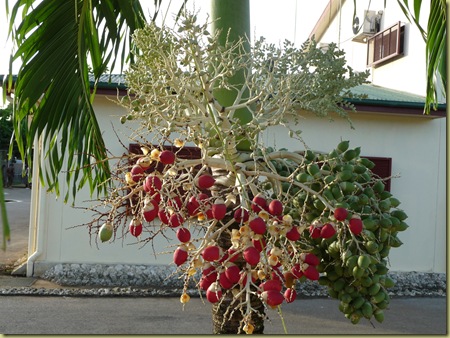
[371,291,387,304]
[307,163,321,178]
[365,240,379,254]
[340,181,356,194]
[351,296,365,310]
[390,209,408,221]
[395,221,409,232]
[345,255,359,269]
[337,170,353,181]
[373,180,385,193]
[336,140,350,153]
[354,164,367,174]
[361,301,374,319]
[389,197,401,208]
[358,157,375,169]
[352,266,365,279]
[99,222,114,242]
[357,255,371,269]
[374,309,385,323]
[368,283,381,296]
[305,149,316,161]
[343,149,357,161]
[363,218,379,231]
[361,276,373,287]
[340,292,353,304]
[333,278,347,292]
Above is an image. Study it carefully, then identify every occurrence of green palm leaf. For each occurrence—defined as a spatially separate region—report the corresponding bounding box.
[5,0,146,202]
[397,0,446,114]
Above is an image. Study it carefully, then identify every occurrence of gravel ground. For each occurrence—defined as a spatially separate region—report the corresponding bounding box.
[0,263,446,298]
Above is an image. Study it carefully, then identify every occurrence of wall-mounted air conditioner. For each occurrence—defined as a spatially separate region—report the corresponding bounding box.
[352,10,383,43]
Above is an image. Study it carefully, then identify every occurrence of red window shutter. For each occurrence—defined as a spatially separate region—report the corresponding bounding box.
[363,156,392,191]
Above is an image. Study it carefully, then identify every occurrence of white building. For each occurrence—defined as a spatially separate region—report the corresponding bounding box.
[25,1,446,276]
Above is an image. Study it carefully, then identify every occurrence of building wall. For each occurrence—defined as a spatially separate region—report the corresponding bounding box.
[31,95,446,274]
[318,0,432,98]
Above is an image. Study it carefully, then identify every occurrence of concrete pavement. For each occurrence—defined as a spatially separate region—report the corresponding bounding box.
[0,295,447,334]
[1,186,31,267]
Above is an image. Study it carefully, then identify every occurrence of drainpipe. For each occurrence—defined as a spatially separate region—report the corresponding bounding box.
[26,136,45,277]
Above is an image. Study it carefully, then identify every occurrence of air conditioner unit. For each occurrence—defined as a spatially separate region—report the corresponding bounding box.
[353,10,383,43]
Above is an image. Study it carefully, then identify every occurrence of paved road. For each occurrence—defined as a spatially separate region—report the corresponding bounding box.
[0,296,446,334]
[1,187,31,266]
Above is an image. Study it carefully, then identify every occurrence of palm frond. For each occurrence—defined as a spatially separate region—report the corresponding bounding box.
[397,0,446,114]
[7,0,146,202]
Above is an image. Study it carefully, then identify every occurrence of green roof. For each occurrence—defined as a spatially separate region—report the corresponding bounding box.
[347,83,446,110]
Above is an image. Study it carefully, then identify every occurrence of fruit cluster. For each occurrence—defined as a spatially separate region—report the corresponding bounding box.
[95,140,408,330]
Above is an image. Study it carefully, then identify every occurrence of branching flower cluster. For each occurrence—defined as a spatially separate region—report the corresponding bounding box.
[83,14,407,334]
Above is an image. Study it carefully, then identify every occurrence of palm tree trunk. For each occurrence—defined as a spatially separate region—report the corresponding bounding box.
[210,165,265,334]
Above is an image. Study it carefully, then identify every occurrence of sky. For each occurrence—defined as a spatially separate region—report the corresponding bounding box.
[0,0,329,106]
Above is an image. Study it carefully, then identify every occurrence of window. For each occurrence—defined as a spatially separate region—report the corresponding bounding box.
[364,156,392,191]
[367,22,405,67]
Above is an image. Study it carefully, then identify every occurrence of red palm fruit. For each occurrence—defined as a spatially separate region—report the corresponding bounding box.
[284,288,297,303]
[144,175,162,193]
[202,265,218,282]
[143,201,158,222]
[151,192,162,204]
[129,219,143,237]
[176,227,191,243]
[308,224,322,239]
[320,223,336,239]
[261,290,284,307]
[219,272,234,289]
[243,246,260,266]
[227,248,240,263]
[157,209,170,225]
[249,217,267,235]
[211,201,227,220]
[286,226,301,241]
[205,207,213,220]
[334,207,349,221]
[268,199,283,216]
[303,265,319,280]
[271,266,283,282]
[206,282,222,303]
[349,216,363,235]
[260,279,282,292]
[224,264,241,284]
[251,194,267,213]
[137,156,151,169]
[199,276,213,291]
[168,195,183,211]
[291,264,304,279]
[234,208,249,223]
[168,213,184,228]
[173,246,188,266]
[186,196,200,216]
[130,165,145,182]
[252,238,266,252]
[196,174,215,190]
[219,252,229,263]
[202,245,221,262]
[284,271,296,288]
[303,253,320,266]
[159,150,176,165]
